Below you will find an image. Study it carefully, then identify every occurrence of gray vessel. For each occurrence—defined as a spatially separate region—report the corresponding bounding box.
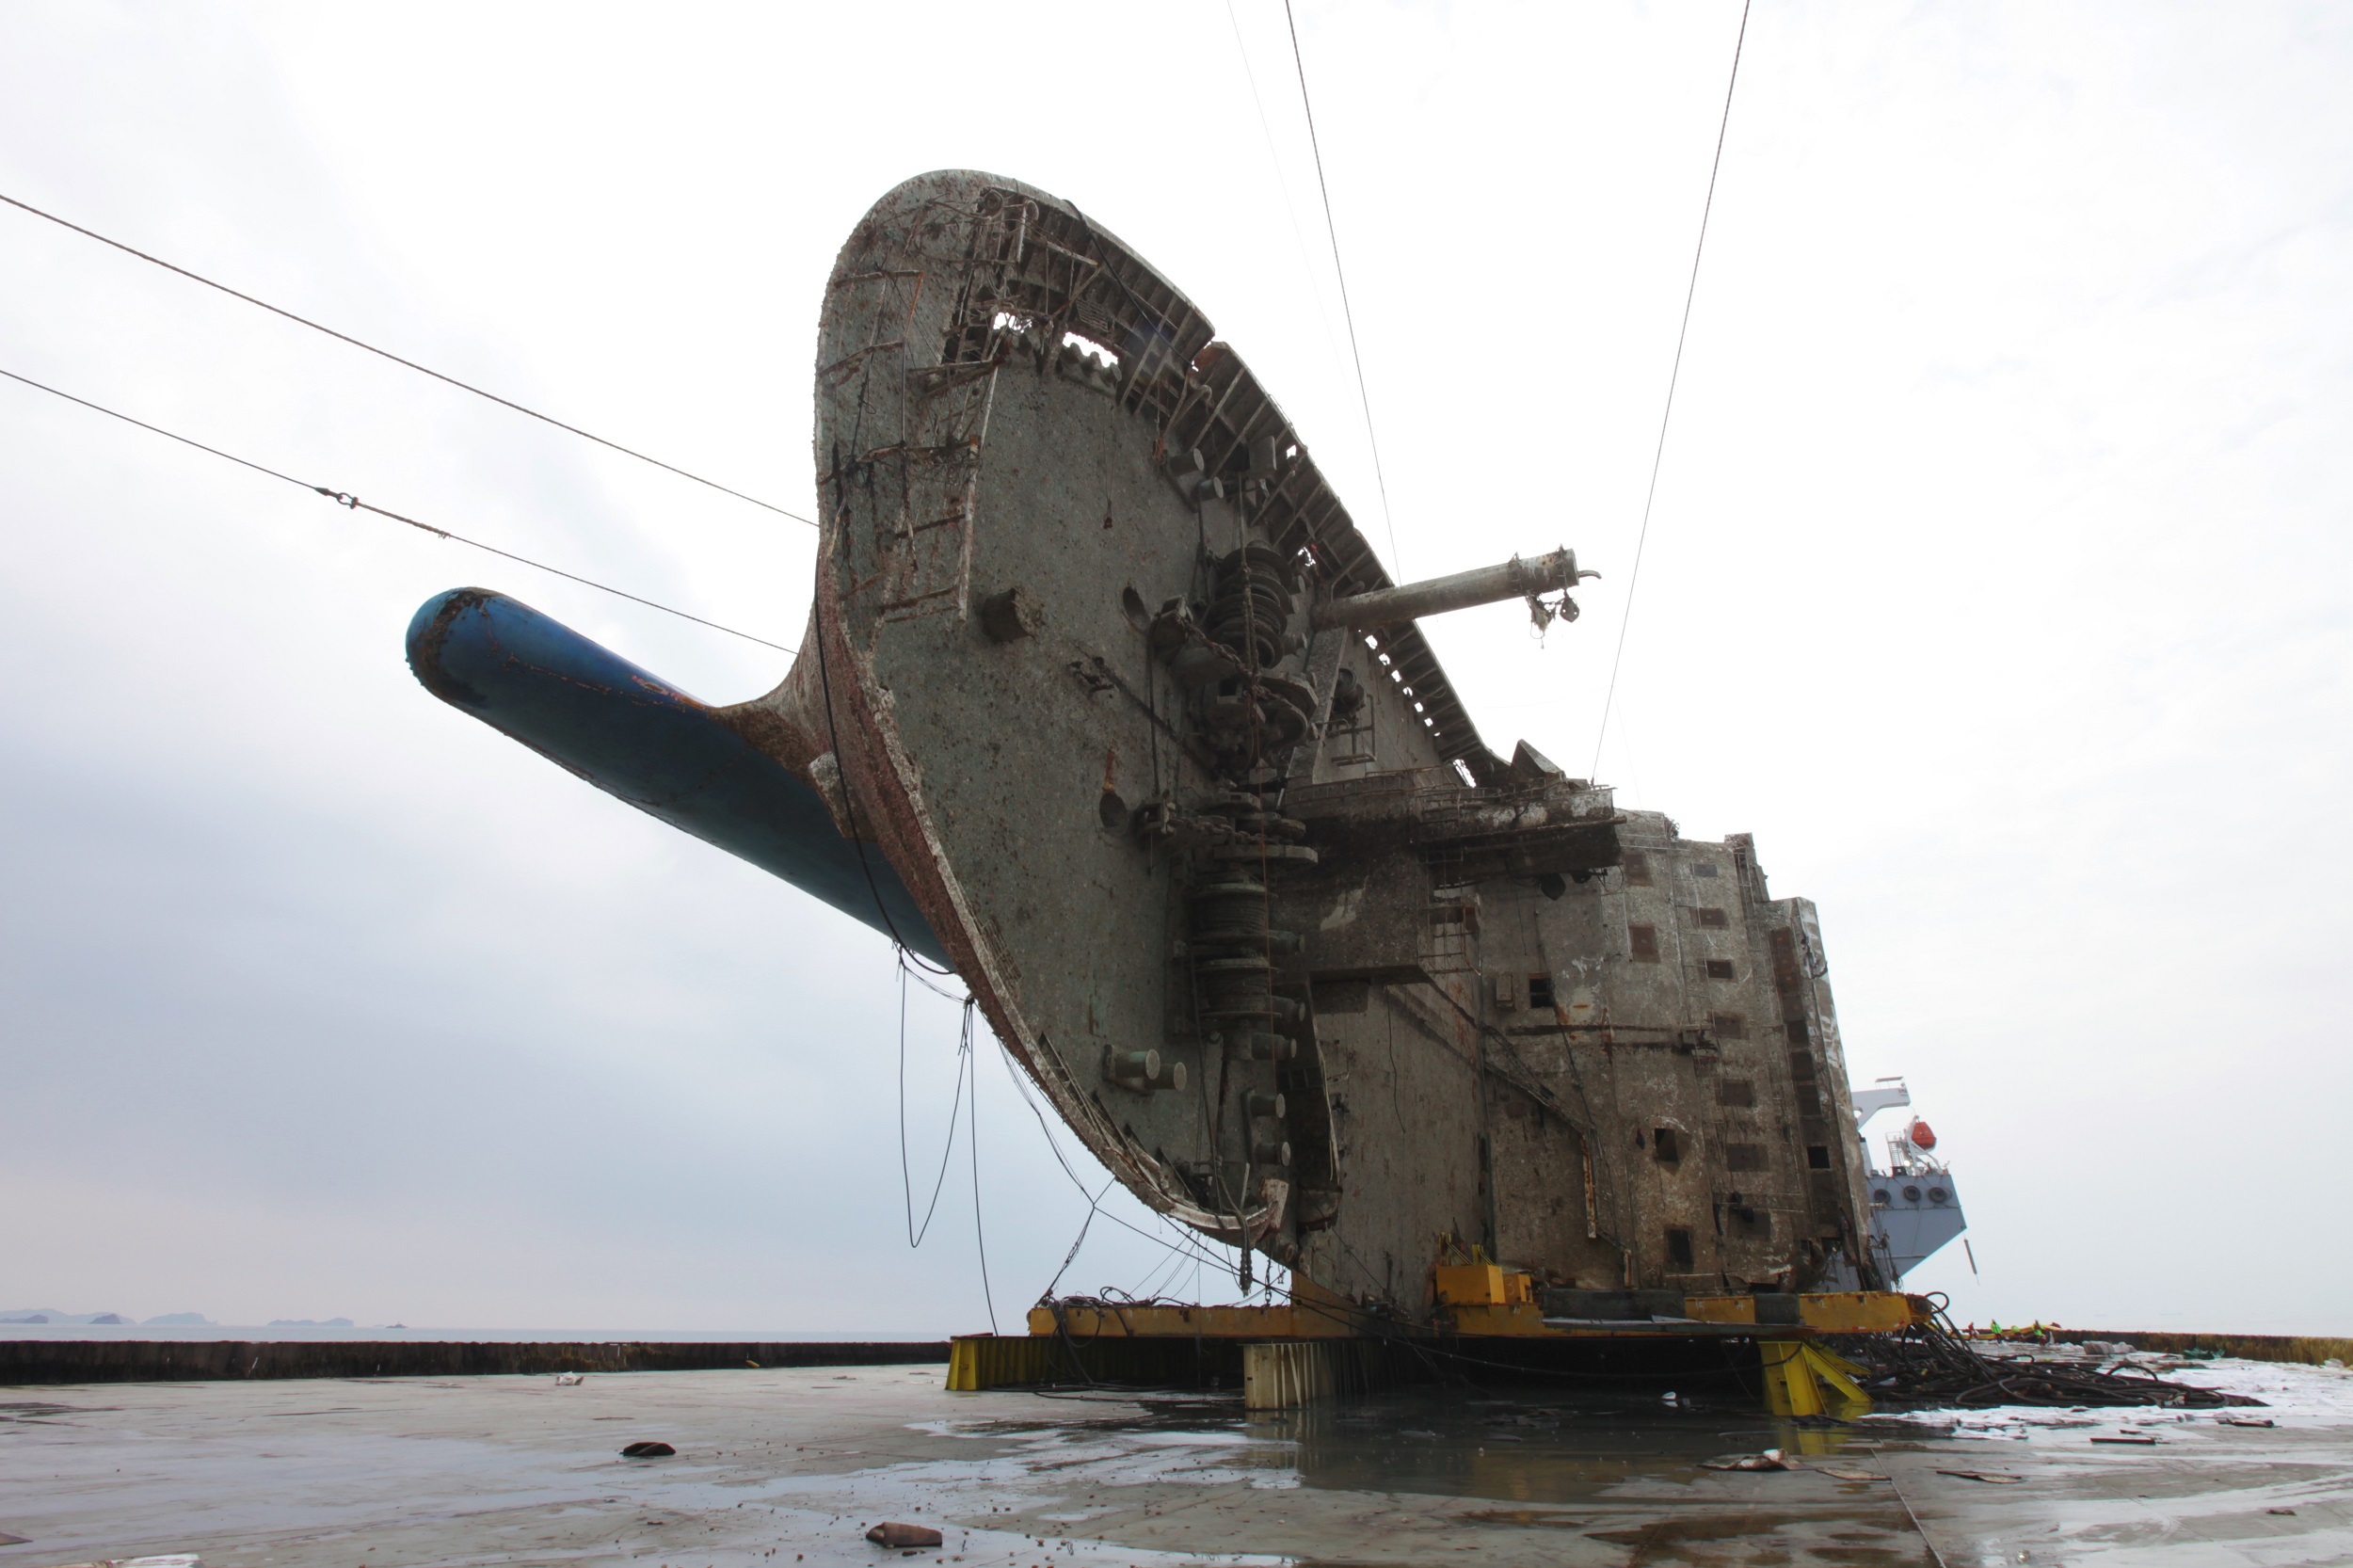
[1850,1079,1968,1282]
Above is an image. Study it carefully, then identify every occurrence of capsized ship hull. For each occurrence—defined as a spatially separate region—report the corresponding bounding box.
[410,170,1885,1314]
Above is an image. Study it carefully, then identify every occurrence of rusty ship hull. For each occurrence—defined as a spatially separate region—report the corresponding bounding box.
[409,170,1886,1320]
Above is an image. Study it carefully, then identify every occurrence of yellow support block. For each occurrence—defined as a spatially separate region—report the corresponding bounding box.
[1758,1339,1873,1420]
[945,1334,1057,1391]
[1684,1291,1926,1330]
[1433,1263,1507,1306]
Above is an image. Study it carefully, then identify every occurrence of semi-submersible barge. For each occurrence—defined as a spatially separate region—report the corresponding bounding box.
[408,171,1964,1404]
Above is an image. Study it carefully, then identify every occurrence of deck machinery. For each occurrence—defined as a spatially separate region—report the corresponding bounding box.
[408,171,1923,1409]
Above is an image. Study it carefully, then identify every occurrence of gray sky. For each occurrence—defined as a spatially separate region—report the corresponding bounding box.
[2,1,2346,1336]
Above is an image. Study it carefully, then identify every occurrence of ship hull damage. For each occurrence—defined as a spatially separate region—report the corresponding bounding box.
[409,169,1884,1321]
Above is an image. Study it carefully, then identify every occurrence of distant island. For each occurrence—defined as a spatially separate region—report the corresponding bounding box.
[0,1310,397,1330]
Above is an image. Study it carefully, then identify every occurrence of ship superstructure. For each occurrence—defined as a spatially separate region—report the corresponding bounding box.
[1851,1079,1967,1281]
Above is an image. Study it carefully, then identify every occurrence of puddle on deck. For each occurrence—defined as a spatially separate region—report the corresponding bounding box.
[956,1383,1917,1504]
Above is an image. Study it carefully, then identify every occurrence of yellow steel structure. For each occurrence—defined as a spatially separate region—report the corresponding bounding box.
[1433,1263,1533,1306]
[1239,1340,1421,1411]
[1798,1292,1924,1333]
[946,1334,1060,1390]
[1684,1292,1928,1333]
[1019,1289,1928,1343]
[1683,1295,1762,1324]
[1758,1339,1875,1420]
[1440,1301,1558,1336]
[966,1290,1929,1412]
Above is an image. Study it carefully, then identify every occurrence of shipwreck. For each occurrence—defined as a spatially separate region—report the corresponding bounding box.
[408,171,1960,1353]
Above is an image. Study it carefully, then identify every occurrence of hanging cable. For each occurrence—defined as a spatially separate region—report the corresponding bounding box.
[882,947,994,1323]
[0,364,795,654]
[992,1032,1236,1277]
[1590,0,1754,778]
[897,961,975,1249]
[1280,0,1403,576]
[1043,1173,1119,1299]
[0,190,817,527]
[1126,1238,1193,1303]
[908,962,1232,1308]
[897,955,970,1004]
[968,997,999,1335]
[1224,0,1347,383]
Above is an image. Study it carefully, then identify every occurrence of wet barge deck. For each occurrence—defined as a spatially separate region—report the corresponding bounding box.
[4,1356,2350,1566]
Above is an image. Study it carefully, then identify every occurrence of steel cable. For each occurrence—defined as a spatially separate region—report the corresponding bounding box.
[0,190,818,526]
[897,964,974,1249]
[1590,0,1754,779]
[1281,0,1402,575]
[0,364,795,654]
[1835,1320,2260,1410]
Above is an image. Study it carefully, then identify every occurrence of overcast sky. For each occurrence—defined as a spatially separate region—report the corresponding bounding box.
[2,1,2346,1336]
